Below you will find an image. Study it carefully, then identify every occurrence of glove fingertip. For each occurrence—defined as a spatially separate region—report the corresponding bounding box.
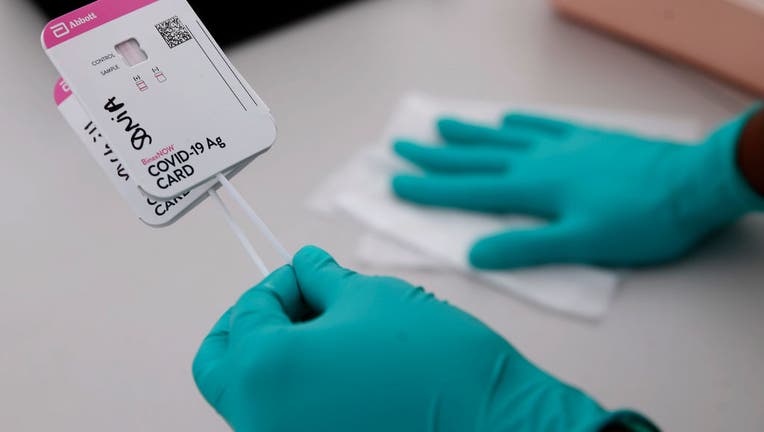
[392,138,417,152]
[436,117,466,137]
[469,233,531,270]
[293,245,333,269]
[260,264,295,286]
[501,112,525,125]
[391,174,417,196]
[468,238,501,269]
[436,116,461,128]
[392,140,424,161]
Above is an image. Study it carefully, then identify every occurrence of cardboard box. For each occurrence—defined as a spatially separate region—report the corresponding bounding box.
[552,0,764,95]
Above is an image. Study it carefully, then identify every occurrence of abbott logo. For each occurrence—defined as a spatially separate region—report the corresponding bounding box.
[50,12,97,39]
[51,22,69,38]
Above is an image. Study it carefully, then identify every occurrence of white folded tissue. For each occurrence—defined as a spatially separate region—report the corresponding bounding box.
[310,93,703,320]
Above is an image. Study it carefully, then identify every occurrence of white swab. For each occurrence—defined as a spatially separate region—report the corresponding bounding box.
[215,173,291,263]
[208,188,269,277]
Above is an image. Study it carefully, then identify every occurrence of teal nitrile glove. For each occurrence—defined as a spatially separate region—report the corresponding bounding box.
[392,109,764,269]
[193,246,656,432]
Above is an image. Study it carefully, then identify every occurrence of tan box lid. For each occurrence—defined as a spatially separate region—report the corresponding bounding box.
[552,0,764,95]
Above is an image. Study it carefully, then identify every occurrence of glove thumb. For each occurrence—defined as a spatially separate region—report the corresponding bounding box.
[469,222,588,269]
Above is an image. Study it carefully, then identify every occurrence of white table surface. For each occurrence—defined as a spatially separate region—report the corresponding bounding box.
[1,0,762,430]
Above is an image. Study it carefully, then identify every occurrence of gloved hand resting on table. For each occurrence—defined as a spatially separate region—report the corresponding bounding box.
[392,109,764,269]
[193,246,655,432]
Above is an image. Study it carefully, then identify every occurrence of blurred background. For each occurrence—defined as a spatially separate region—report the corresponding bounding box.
[1,0,763,430]
[34,0,360,46]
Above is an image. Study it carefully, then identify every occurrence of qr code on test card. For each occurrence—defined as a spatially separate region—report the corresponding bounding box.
[155,16,192,48]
